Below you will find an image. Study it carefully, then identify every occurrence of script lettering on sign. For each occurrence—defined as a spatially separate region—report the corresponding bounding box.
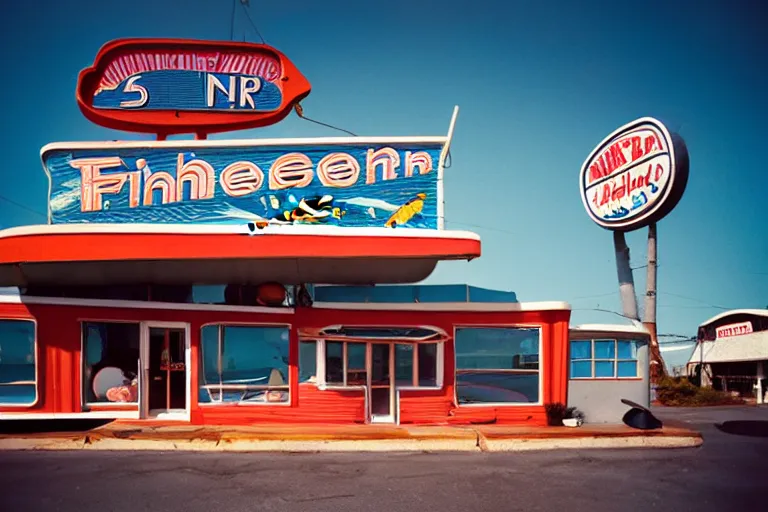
[579,117,689,231]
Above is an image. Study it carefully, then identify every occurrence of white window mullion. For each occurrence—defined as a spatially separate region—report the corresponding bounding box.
[342,342,348,386]
[217,325,223,403]
[317,339,326,387]
[412,343,419,387]
[437,342,444,388]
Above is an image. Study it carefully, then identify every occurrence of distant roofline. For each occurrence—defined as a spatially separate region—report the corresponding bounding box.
[699,309,768,328]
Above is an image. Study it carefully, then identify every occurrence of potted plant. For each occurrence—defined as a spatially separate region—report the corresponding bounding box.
[545,402,567,426]
[562,407,585,427]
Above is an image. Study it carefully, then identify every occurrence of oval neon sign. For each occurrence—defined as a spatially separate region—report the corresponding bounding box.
[76,38,311,138]
[579,117,689,231]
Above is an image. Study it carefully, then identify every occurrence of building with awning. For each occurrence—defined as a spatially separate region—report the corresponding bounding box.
[0,37,577,427]
[687,309,768,403]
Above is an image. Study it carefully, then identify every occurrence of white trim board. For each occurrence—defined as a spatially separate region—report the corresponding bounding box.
[40,136,450,156]
[0,223,481,241]
[570,323,650,336]
[0,411,140,420]
[311,301,571,312]
[0,293,294,314]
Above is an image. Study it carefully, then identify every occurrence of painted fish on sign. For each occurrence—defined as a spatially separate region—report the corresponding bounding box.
[579,117,689,232]
[42,138,446,229]
[76,38,311,136]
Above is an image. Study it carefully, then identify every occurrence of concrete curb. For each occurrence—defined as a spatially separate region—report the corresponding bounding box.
[0,432,702,453]
[480,435,703,452]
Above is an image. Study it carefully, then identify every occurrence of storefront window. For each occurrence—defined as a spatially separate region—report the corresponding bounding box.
[347,343,367,385]
[395,344,414,385]
[82,322,140,404]
[325,342,344,384]
[324,342,367,386]
[199,325,290,404]
[569,339,640,379]
[455,327,541,404]
[0,319,36,406]
[299,340,317,383]
[317,340,440,388]
[394,343,440,387]
[418,344,438,387]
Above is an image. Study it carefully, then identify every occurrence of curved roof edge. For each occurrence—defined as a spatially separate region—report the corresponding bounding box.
[570,321,650,335]
[699,309,768,328]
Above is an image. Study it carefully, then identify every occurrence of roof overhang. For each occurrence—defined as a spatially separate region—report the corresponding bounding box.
[570,322,651,338]
[0,224,481,287]
[688,330,768,364]
[698,309,768,328]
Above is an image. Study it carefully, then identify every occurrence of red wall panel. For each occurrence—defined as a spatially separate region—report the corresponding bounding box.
[0,301,570,426]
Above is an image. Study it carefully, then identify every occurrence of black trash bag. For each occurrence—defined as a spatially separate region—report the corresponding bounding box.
[621,399,663,430]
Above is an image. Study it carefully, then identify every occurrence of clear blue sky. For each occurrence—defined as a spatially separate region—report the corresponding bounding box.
[1,0,766,368]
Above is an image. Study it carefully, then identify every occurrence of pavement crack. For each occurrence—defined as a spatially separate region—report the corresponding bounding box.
[288,493,357,503]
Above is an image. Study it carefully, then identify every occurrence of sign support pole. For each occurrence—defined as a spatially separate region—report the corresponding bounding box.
[643,223,666,383]
[613,231,639,321]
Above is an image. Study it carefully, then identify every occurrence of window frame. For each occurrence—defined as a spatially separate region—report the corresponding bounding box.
[569,338,642,380]
[79,320,142,409]
[453,324,543,407]
[298,339,318,384]
[309,339,444,391]
[0,317,39,408]
[199,322,292,407]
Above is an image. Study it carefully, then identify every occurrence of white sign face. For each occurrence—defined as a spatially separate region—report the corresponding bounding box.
[716,322,753,339]
[579,117,687,231]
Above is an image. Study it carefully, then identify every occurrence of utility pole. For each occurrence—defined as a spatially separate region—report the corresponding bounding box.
[643,223,666,383]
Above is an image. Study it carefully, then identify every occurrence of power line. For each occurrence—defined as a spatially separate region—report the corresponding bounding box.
[229,0,236,40]
[571,307,637,320]
[239,0,266,44]
[444,219,518,236]
[657,291,734,310]
[568,291,618,301]
[294,103,358,136]
[0,194,47,220]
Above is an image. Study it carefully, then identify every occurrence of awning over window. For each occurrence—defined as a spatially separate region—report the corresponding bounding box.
[0,224,481,287]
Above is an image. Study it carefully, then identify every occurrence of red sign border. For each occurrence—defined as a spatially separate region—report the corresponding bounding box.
[76,38,312,138]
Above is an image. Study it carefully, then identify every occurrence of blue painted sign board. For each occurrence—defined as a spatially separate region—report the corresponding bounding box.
[43,138,446,229]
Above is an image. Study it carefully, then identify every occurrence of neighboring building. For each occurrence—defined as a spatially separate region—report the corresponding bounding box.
[686,309,768,404]
[568,323,651,423]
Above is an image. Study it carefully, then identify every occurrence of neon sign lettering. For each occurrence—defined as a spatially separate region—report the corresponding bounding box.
[69,148,435,213]
[579,117,689,232]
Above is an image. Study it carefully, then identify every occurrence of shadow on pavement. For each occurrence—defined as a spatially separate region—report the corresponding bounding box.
[715,421,768,438]
[0,420,112,435]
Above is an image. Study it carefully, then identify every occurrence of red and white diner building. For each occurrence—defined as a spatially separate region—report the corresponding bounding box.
[0,223,576,426]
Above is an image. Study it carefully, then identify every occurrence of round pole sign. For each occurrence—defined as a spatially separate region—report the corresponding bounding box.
[579,117,689,231]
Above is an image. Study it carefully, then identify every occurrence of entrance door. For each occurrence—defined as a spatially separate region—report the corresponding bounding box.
[141,323,189,420]
[369,343,395,423]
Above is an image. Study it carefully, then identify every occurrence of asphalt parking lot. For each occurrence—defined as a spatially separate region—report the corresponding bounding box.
[0,405,765,512]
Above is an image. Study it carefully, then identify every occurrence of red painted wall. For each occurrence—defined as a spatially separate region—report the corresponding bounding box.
[0,301,570,426]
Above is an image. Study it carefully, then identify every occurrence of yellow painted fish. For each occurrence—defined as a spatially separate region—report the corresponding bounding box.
[385,193,426,228]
